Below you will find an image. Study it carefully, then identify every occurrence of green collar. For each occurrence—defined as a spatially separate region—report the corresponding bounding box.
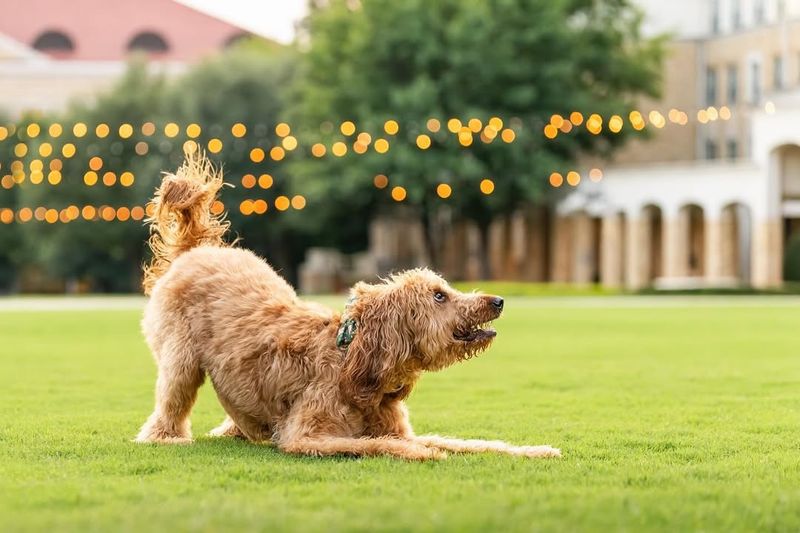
[336,296,357,349]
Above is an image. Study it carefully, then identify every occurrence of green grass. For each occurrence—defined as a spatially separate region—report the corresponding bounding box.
[2,298,800,532]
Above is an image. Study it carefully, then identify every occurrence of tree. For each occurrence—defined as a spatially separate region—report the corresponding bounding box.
[292,0,664,275]
[5,40,301,292]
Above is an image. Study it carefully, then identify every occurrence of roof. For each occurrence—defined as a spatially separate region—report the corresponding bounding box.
[0,0,249,61]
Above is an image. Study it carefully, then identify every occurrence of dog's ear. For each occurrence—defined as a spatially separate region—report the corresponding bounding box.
[339,282,414,407]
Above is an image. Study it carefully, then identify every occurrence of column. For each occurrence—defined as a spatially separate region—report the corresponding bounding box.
[601,213,623,288]
[572,212,594,284]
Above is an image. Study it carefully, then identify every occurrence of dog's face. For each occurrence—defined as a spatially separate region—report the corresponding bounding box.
[340,268,503,405]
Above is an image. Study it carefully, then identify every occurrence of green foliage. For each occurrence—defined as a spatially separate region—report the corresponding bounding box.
[2,298,800,531]
[783,232,800,282]
[2,43,299,291]
[291,0,664,251]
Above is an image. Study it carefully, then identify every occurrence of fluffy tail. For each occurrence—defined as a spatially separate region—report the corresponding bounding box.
[142,150,229,295]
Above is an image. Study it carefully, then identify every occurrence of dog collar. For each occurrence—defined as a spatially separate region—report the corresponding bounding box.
[336,296,357,349]
[336,317,357,349]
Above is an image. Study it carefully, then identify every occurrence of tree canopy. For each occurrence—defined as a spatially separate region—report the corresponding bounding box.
[291,0,664,255]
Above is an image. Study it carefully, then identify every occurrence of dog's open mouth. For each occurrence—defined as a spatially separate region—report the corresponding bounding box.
[453,323,496,343]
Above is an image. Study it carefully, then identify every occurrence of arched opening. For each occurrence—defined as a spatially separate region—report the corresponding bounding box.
[127,32,170,54]
[720,203,752,283]
[32,30,75,58]
[680,204,706,277]
[778,144,800,281]
[642,204,663,283]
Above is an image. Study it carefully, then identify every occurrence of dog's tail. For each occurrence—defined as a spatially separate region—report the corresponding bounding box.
[142,150,229,295]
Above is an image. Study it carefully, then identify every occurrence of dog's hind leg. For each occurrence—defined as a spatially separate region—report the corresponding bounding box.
[135,347,204,444]
[207,415,246,438]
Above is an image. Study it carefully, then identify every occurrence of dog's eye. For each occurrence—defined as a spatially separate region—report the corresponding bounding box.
[433,291,446,303]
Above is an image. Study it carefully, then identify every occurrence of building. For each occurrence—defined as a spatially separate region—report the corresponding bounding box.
[557,0,800,289]
[332,0,800,292]
[0,0,250,114]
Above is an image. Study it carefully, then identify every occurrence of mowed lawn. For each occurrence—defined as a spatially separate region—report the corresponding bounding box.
[1,297,800,532]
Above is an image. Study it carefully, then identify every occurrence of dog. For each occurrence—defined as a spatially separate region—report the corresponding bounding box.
[135,152,561,460]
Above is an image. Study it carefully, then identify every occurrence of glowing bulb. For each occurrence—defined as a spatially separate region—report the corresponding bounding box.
[391,186,407,202]
[384,120,399,135]
[479,179,495,194]
[416,134,432,150]
[436,183,452,199]
[373,174,388,189]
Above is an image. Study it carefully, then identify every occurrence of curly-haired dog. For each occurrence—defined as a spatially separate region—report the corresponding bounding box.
[135,153,561,460]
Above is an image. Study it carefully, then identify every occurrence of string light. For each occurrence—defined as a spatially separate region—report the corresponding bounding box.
[436,183,452,199]
[291,195,306,210]
[231,123,247,137]
[208,138,223,153]
[549,172,564,187]
[566,171,581,186]
[250,148,265,163]
[275,195,290,211]
[275,123,291,137]
[479,178,494,195]
[242,174,256,188]
[589,168,603,182]
[270,146,286,161]
[339,121,356,136]
[258,174,273,189]
[383,120,399,135]
[332,141,347,157]
[311,143,326,157]
[373,138,389,153]
[416,134,432,150]
[391,186,406,202]
[373,174,388,189]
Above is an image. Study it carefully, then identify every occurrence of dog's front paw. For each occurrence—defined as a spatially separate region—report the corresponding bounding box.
[515,445,561,458]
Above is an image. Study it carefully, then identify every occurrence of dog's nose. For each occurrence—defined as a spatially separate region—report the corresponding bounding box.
[491,297,504,311]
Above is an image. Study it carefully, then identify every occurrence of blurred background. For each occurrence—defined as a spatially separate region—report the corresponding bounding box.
[0,0,798,295]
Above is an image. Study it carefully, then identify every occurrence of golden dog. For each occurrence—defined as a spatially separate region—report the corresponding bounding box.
[135,153,561,460]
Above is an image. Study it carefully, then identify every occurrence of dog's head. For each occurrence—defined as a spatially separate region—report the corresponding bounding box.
[339,268,503,406]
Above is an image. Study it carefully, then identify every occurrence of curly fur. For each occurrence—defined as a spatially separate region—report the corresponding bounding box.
[135,155,561,460]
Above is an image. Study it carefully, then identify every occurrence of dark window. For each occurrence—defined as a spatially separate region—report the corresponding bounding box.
[750,62,762,103]
[128,32,169,53]
[705,139,718,160]
[727,64,738,104]
[774,55,784,89]
[32,30,75,55]
[706,67,718,106]
[727,139,738,160]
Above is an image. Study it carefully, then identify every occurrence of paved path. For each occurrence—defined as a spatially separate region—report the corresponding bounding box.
[1,294,799,311]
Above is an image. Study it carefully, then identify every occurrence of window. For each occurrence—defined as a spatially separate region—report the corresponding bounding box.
[727,139,738,160]
[711,0,720,33]
[706,67,718,106]
[705,139,718,160]
[750,61,762,104]
[128,32,169,54]
[754,0,765,23]
[732,0,741,29]
[774,55,784,90]
[32,30,75,56]
[727,64,738,104]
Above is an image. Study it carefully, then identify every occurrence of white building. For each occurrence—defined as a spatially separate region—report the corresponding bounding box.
[556,0,800,289]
